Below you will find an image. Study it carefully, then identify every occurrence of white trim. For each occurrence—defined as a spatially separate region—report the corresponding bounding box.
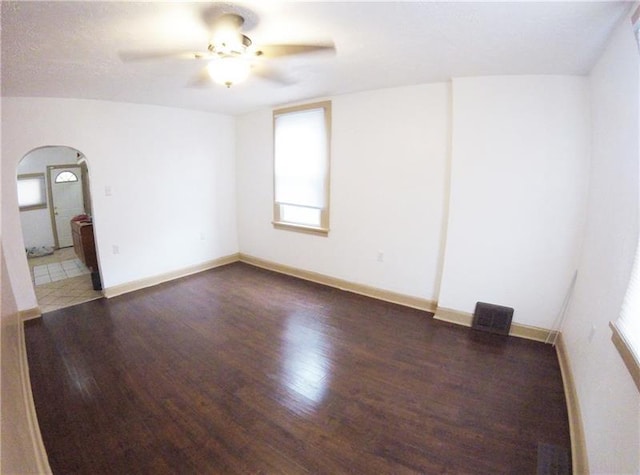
[104,253,240,298]
[610,320,640,391]
[433,306,556,343]
[20,307,42,321]
[18,311,52,474]
[433,306,474,327]
[555,333,589,475]
[273,101,332,234]
[106,252,436,311]
[239,253,436,312]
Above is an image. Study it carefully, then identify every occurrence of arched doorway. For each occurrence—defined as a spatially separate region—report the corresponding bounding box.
[17,146,102,313]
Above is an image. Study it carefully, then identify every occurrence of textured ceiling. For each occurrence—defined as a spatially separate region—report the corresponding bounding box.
[0,1,631,116]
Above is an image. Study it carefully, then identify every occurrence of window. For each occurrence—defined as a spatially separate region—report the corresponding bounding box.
[273,101,331,235]
[611,240,640,391]
[611,5,640,391]
[55,171,78,183]
[17,173,47,211]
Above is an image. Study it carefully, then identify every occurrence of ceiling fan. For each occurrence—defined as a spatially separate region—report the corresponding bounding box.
[119,9,335,88]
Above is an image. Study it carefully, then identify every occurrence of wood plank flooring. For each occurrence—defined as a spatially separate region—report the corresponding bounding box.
[25,262,570,474]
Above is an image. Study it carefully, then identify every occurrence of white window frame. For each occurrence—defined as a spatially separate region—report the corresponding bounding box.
[611,238,640,392]
[273,101,331,236]
[611,6,640,392]
[54,171,79,183]
[17,173,47,211]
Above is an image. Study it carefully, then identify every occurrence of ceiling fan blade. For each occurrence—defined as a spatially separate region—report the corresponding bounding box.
[252,64,295,86]
[118,49,202,62]
[187,68,213,88]
[256,43,336,59]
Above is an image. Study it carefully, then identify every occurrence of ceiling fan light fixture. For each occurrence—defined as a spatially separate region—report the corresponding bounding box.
[211,32,251,56]
[207,57,251,88]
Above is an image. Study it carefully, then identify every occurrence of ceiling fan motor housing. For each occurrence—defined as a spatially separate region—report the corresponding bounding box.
[208,34,252,58]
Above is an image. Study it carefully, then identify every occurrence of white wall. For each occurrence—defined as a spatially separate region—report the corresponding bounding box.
[437,76,590,329]
[237,83,450,300]
[17,146,79,249]
[2,64,636,475]
[562,15,640,473]
[2,97,238,311]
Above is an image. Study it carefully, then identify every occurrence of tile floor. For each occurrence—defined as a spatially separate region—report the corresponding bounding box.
[33,258,91,285]
[28,247,103,314]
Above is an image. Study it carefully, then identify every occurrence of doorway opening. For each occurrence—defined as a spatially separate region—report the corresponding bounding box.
[17,146,103,313]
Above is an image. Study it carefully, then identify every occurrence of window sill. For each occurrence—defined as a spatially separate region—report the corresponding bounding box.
[272,221,329,237]
[610,321,640,392]
[19,204,47,212]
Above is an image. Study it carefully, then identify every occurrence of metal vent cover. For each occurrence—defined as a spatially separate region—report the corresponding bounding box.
[536,442,570,475]
[472,302,514,335]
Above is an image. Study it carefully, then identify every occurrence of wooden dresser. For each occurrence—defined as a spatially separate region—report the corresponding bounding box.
[71,221,98,271]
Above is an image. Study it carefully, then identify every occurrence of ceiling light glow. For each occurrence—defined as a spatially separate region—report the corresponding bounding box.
[207,57,251,88]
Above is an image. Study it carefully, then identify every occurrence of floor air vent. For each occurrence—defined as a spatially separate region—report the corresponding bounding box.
[472,302,513,335]
[536,442,570,475]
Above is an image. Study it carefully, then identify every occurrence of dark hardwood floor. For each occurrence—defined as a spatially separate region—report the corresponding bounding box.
[25,262,570,474]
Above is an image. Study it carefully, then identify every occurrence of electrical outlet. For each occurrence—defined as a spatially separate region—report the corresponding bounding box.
[199,232,205,241]
[377,251,384,262]
[112,245,120,255]
[105,185,112,196]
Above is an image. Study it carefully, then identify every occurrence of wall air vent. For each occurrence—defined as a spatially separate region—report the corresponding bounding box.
[472,302,514,335]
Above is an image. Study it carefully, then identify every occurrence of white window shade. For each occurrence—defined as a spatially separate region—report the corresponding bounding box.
[17,174,46,210]
[274,108,328,208]
[627,4,640,352]
[273,101,331,234]
[618,245,640,351]
[613,5,640,390]
[612,236,640,390]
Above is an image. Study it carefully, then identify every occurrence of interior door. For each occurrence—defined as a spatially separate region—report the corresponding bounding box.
[48,165,85,248]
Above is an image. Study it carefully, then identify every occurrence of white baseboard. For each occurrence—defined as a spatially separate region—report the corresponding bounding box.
[555,333,589,475]
[433,306,475,327]
[20,254,583,474]
[103,253,240,298]
[436,306,585,470]
[17,315,52,473]
[239,253,437,312]
[20,307,42,321]
[433,306,556,343]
